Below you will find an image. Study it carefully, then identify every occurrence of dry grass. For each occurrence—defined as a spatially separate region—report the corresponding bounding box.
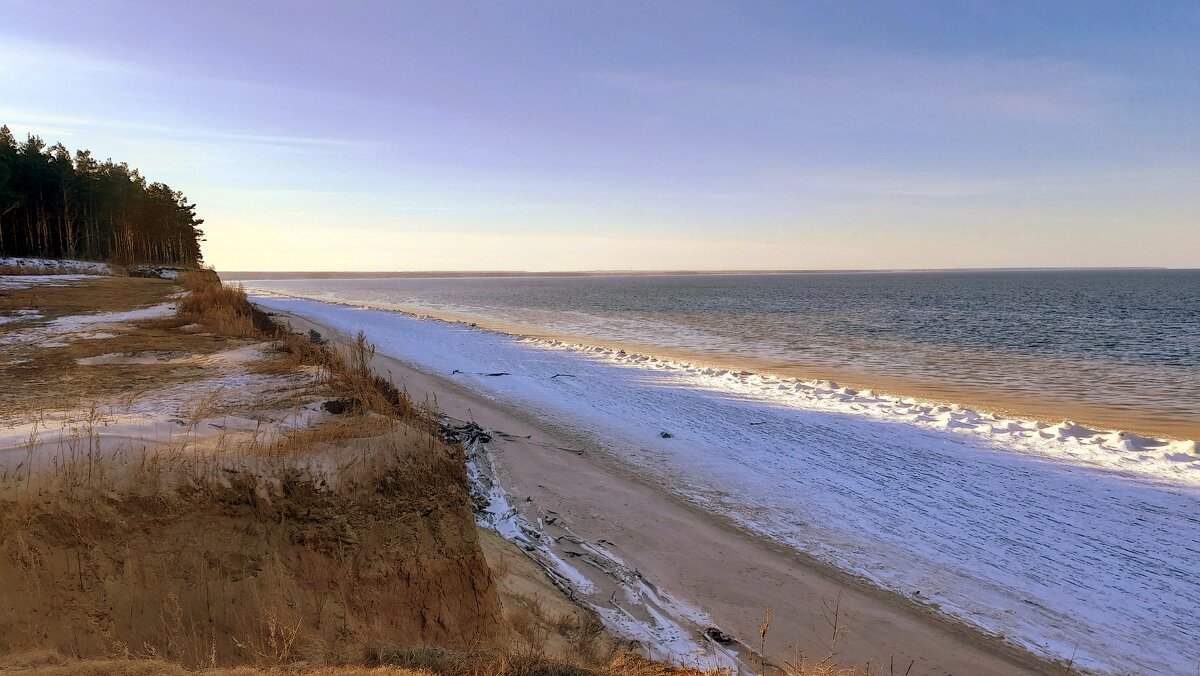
[358,646,707,676]
[0,270,502,669]
[0,411,501,667]
[1,271,499,671]
[754,598,878,676]
[0,315,249,420]
[0,275,254,421]
[0,650,429,674]
[178,269,272,338]
[0,275,174,320]
[178,270,437,433]
[0,652,712,675]
[323,332,439,433]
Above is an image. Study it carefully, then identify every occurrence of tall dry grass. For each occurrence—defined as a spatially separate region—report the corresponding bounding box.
[178,269,436,432]
[0,651,711,675]
[0,402,490,666]
[357,645,710,676]
[177,269,271,337]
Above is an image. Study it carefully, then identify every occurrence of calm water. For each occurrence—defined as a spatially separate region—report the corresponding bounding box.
[238,270,1200,439]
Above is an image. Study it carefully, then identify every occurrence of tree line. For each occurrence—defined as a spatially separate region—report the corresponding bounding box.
[0,125,204,266]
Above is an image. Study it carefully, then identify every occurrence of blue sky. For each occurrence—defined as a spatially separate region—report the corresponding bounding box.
[2,1,1197,270]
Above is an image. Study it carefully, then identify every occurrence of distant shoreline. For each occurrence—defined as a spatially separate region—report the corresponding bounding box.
[223,266,1175,280]
[238,270,1200,441]
[246,286,1199,441]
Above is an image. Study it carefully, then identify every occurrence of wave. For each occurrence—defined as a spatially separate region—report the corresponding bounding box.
[525,336,1199,484]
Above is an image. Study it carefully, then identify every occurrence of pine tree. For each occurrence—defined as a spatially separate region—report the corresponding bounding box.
[0,126,204,265]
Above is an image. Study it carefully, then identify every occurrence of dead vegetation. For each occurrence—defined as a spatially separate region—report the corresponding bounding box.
[0,313,251,420]
[756,601,874,676]
[178,269,274,338]
[1,271,714,675]
[0,275,173,321]
[0,651,710,676]
[0,419,501,668]
[179,269,437,432]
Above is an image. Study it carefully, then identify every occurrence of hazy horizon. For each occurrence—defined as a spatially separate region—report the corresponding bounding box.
[3,1,1197,271]
[223,265,1186,275]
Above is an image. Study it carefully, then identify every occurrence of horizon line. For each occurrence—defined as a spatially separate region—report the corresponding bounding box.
[220,265,1187,279]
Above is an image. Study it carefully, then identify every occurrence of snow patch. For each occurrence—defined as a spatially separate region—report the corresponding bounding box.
[0,257,112,275]
[0,274,99,291]
[0,303,176,348]
[131,265,184,280]
[0,309,42,324]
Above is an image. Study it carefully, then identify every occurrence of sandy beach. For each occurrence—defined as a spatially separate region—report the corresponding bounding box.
[270,306,1061,675]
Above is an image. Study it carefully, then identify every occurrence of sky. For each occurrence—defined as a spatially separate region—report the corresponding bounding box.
[1,0,1197,271]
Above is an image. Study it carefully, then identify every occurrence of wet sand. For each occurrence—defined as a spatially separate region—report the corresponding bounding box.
[274,308,1062,675]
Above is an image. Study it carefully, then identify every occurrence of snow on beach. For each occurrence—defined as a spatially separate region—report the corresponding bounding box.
[253,294,1200,674]
[454,421,744,671]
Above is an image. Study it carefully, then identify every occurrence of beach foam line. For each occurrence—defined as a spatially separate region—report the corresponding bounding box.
[526,337,1200,484]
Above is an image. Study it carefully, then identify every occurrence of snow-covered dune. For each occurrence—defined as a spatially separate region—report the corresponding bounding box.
[0,257,113,290]
[252,294,1200,674]
[0,257,112,274]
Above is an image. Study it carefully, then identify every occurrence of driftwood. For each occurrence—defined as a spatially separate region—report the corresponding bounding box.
[704,627,734,644]
[440,420,492,445]
[441,415,580,456]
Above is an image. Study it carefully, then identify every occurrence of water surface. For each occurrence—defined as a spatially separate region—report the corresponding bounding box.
[236,270,1200,439]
